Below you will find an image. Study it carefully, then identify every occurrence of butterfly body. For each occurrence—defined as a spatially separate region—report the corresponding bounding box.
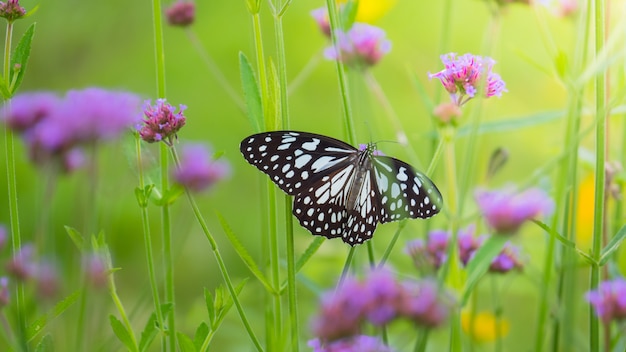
[240,131,442,246]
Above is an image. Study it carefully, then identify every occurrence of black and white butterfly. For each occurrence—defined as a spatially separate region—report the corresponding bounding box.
[240,131,443,246]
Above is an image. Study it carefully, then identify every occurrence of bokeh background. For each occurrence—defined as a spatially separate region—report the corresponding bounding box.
[0,0,623,350]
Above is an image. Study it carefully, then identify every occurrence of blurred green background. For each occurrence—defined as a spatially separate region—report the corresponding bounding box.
[0,0,620,350]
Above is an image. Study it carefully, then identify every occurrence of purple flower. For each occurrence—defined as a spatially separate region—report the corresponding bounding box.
[36,261,59,298]
[139,99,186,145]
[165,1,195,27]
[397,279,453,328]
[308,335,394,352]
[0,277,9,307]
[428,53,507,106]
[172,144,230,192]
[0,0,25,22]
[405,230,450,271]
[84,253,108,289]
[311,276,369,341]
[0,92,61,132]
[324,23,391,68]
[0,224,6,252]
[6,244,36,281]
[586,278,626,324]
[361,268,401,325]
[311,7,331,37]
[475,187,554,234]
[489,243,523,273]
[457,225,485,266]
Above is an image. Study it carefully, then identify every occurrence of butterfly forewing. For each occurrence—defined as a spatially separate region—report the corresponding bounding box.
[240,130,443,245]
[240,131,357,195]
[372,156,443,223]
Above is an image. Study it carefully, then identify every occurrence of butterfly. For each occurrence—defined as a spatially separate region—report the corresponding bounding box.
[240,131,443,246]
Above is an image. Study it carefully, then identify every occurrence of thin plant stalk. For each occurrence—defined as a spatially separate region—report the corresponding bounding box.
[272,0,299,349]
[590,0,607,350]
[150,0,176,349]
[134,135,165,343]
[2,19,26,348]
[170,148,264,352]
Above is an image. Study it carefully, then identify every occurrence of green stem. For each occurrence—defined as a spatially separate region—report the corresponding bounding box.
[3,20,26,349]
[109,272,139,352]
[134,136,165,341]
[171,149,264,352]
[273,2,299,350]
[413,329,430,352]
[150,0,174,349]
[590,0,607,350]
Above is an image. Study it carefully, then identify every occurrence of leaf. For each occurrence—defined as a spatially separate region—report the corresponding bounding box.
[600,224,626,266]
[554,50,568,80]
[159,184,184,206]
[532,220,596,265]
[461,235,508,305]
[64,226,84,250]
[34,334,53,352]
[0,74,10,100]
[339,0,359,31]
[216,212,275,294]
[27,290,82,341]
[138,311,159,352]
[109,315,137,352]
[455,110,564,137]
[193,322,210,352]
[296,237,325,272]
[10,23,36,94]
[239,52,262,132]
[134,184,154,208]
[177,332,197,352]
[204,288,216,326]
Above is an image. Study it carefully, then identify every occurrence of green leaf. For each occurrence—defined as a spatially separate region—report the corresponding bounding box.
[532,220,596,265]
[158,184,184,206]
[27,290,82,341]
[600,224,626,265]
[177,332,197,352]
[193,322,210,351]
[204,288,216,326]
[554,50,568,79]
[216,212,275,294]
[138,306,167,352]
[64,226,84,250]
[455,110,564,137]
[109,315,138,352]
[461,235,508,305]
[134,184,154,208]
[0,74,10,100]
[339,0,359,31]
[10,23,36,94]
[214,280,247,327]
[34,334,53,352]
[239,52,262,132]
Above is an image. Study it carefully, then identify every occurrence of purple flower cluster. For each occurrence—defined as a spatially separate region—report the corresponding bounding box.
[1,88,141,172]
[308,335,393,352]
[475,187,554,234]
[165,1,195,27]
[586,279,626,324]
[6,244,59,298]
[311,268,453,343]
[429,53,507,106]
[172,144,230,193]
[311,7,331,37]
[138,99,186,146]
[405,226,524,274]
[0,0,25,22]
[324,23,391,68]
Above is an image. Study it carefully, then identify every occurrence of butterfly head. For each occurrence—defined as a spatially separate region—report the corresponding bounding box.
[358,143,385,156]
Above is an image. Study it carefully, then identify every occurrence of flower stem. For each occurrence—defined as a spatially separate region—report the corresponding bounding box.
[169,148,263,351]
[134,135,165,342]
[590,0,607,350]
[2,19,26,349]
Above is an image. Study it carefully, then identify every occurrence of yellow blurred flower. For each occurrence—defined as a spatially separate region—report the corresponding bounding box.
[461,311,510,343]
[575,173,594,252]
[336,0,396,23]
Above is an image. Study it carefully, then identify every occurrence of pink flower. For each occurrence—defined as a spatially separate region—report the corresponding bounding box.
[139,99,186,145]
[324,23,391,68]
[165,1,195,27]
[429,53,507,106]
[172,144,230,192]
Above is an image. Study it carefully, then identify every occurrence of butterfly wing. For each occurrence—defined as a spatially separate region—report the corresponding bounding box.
[372,156,443,223]
[240,131,357,195]
[293,160,381,245]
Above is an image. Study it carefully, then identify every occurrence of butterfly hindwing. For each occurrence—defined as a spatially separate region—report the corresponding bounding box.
[372,156,443,223]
